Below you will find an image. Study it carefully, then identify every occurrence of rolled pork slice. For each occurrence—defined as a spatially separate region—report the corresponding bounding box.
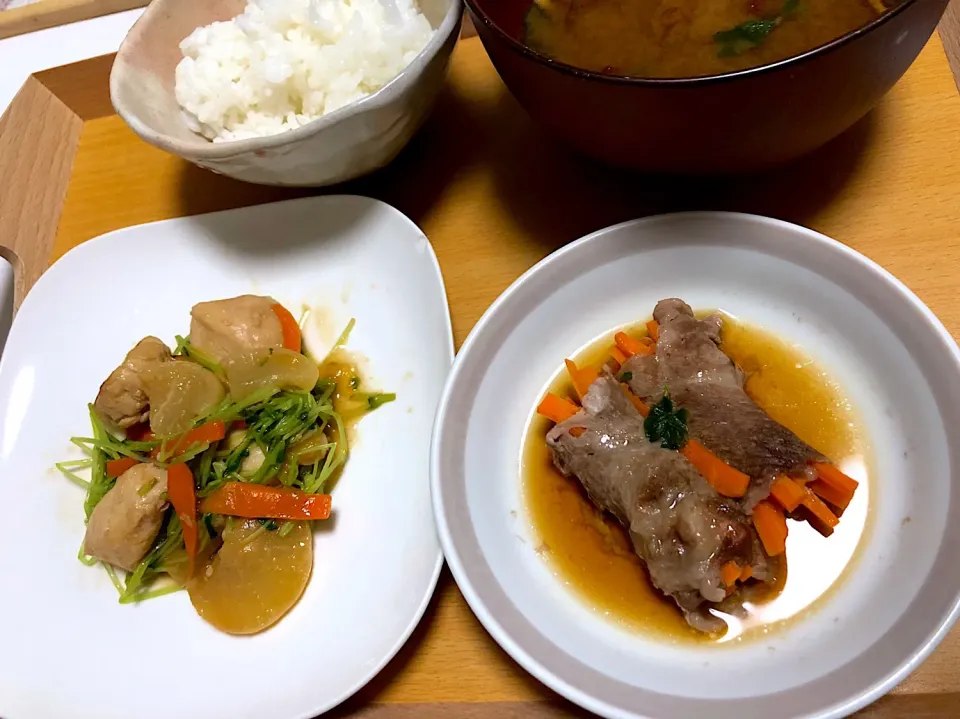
[547,376,772,631]
[625,299,824,508]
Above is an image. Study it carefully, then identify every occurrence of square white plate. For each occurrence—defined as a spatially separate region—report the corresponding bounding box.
[0,195,453,719]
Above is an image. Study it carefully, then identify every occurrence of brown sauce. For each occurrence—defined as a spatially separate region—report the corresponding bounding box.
[521,314,872,643]
[315,350,378,492]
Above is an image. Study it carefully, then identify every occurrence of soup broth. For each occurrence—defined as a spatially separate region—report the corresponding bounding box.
[523,0,892,78]
[522,315,872,643]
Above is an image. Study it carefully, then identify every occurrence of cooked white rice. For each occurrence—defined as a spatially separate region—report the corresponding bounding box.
[174,0,435,142]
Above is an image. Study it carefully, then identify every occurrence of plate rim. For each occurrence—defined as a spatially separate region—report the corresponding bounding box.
[0,194,454,719]
[430,210,960,719]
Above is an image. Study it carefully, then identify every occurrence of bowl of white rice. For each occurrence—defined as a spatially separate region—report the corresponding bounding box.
[110,0,462,186]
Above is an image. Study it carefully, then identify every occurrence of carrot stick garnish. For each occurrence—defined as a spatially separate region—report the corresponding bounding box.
[610,347,628,364]
[646,320,660,342]
[809,478,853,511]
[537,393,580,424]
[167,463,198,576]
[721,560,742,587]
[176,419,226,448]
[271,303,302,352]
[125,422,154,442]
[615,331,655,358]
[753,500,788,556]
[106,457,140,478]
[564,359,600,401]
[152,420,227,459]
[770,475,806,512]
[802,489,840,536]
[620,384,650,417]
[200,482,332,520]
[681,439,750,497]
[740,565,753,582]
[812,462,859,495]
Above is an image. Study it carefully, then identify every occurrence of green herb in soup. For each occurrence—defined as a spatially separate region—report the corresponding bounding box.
[523,0,892,78]
[714,0,799,57]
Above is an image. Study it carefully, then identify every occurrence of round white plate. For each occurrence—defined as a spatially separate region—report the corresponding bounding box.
[0,196,452,719]
[431,212,960,719]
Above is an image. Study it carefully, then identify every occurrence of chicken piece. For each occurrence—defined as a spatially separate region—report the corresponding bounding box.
[83,464,169,572]
[189,295,284,363]
[94,337,173,431]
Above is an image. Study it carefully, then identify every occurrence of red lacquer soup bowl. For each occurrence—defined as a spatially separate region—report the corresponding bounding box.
[465,0,949,172]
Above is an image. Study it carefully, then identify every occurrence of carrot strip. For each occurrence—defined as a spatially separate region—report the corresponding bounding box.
[802,489,840,535]
[812,462,859,495]
[770,475,806,512]
[809,478,852,511]
[271,303,302,352]
[681,439,750,497]
[646,320,660,342]
[564,359,582,394]
[125,423,154,442]
[565,359,599,401]
[106,457,140,478]
[610,347,628,364]
[167,463,198,576]
[537,393,580,424]
[569,427,586,438]
[752,500,788,556]
[615,331,655,358]
[721,560,741,587]
[178,420,226,447]
[740,566,753,582]
[152,420,227,459]
[200,482,332,520]
[620,384,650,417]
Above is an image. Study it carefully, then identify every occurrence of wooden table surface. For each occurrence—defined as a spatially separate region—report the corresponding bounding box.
[2,10,960,719]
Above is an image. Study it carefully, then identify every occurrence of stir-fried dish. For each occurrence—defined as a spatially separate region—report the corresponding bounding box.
[523,0,895,78]
[533,299,864,635]
[58,295,394,634]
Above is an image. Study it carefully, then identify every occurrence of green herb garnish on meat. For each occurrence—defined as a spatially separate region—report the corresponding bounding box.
[714,0,800,57]
[644,393,689,450]
[620,371,633,382]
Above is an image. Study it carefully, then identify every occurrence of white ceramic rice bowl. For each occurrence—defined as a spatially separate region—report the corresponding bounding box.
[110,0,462,186]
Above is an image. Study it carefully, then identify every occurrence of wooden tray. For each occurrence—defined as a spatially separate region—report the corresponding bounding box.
[0,0,148,40]
[2,34,960,719]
